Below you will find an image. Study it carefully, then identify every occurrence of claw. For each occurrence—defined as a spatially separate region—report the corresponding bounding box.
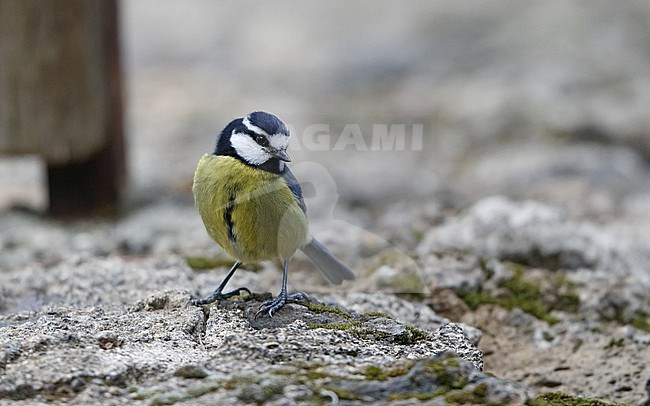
[254,292,309,318]
[255,295,284,319]
[189,262,247,306]
[189,286,251,306]
[253,260,310,319]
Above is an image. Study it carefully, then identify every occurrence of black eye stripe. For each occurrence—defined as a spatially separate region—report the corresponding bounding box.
[242,130,269,146]
[255,135,269,146]
[243,130,261,137]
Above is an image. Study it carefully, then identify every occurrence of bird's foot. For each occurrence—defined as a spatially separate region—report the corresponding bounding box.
[255,292,309,318]
[189,287,251,306]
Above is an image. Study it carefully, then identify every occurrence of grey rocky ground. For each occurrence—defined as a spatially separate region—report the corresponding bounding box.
[3,1,650,405]
[2,193,648,404]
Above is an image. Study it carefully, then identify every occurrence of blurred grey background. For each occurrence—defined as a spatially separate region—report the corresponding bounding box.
[2,0,650,221]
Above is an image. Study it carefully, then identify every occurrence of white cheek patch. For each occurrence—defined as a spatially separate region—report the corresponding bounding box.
[230,131,272,165]
[268,134,290,150]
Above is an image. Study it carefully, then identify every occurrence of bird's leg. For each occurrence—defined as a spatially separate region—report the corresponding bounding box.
[255,259,309,318]
[189,261,250,306]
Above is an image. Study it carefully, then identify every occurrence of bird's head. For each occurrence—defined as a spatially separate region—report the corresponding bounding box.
[215,111,291,172]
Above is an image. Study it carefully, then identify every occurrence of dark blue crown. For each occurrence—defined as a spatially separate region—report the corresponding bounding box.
[248,111,289,136]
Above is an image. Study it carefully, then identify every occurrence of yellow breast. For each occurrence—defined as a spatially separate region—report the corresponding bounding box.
[192,154,309,262]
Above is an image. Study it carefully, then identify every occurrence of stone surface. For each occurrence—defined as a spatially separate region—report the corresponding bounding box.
[2,198,648,404]
[418,196,634,272]
[416,196,650,404]
[0,289,483,404]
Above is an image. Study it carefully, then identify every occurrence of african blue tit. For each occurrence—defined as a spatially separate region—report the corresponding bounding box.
[189,111,355,317]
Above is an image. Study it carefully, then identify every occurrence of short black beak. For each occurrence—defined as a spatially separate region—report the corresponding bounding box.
[272,149,291,162]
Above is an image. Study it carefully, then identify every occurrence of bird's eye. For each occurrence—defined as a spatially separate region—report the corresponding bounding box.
[255,135,269,147]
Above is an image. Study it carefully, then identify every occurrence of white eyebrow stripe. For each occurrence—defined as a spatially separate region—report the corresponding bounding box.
[242,116,268,136]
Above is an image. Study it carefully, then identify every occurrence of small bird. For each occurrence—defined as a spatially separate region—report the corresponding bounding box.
[190,111,355,317]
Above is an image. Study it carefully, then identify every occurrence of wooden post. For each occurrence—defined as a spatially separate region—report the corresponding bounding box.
[0,0,125,217]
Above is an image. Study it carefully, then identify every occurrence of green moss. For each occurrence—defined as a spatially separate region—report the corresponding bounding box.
[184,382,221,399]
[630,311,650,332]
[472,382,489,397]
[525,399,547,406]
[601,302,650,332]
[533,391,631,406]
[268,362,343,386]
[303,302,352,318]
[589,325,605,334]
[325,387,367,401]
[270,368,296,376]
[393,326,429,345]
[604,338,624,349]
[309,321,428,345]
[443,382,491,404]
[262,382,286,401]
[386,362,415,378]
[236,378,286,404]
[223,373,260,390]
[423,355,467,390]
[364,365,386,381]
[308,321,363,331]
[457,291,497,310]
[385,356,469,402]
[477,256,495,279]
[336,356,484,404]
[363,362,417,382]
[499,267,561,324]
[347,326,426,344]
[457,262,581,324]
[351,327,393,341]
[551,274,581,313]
[362,311,393,319]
